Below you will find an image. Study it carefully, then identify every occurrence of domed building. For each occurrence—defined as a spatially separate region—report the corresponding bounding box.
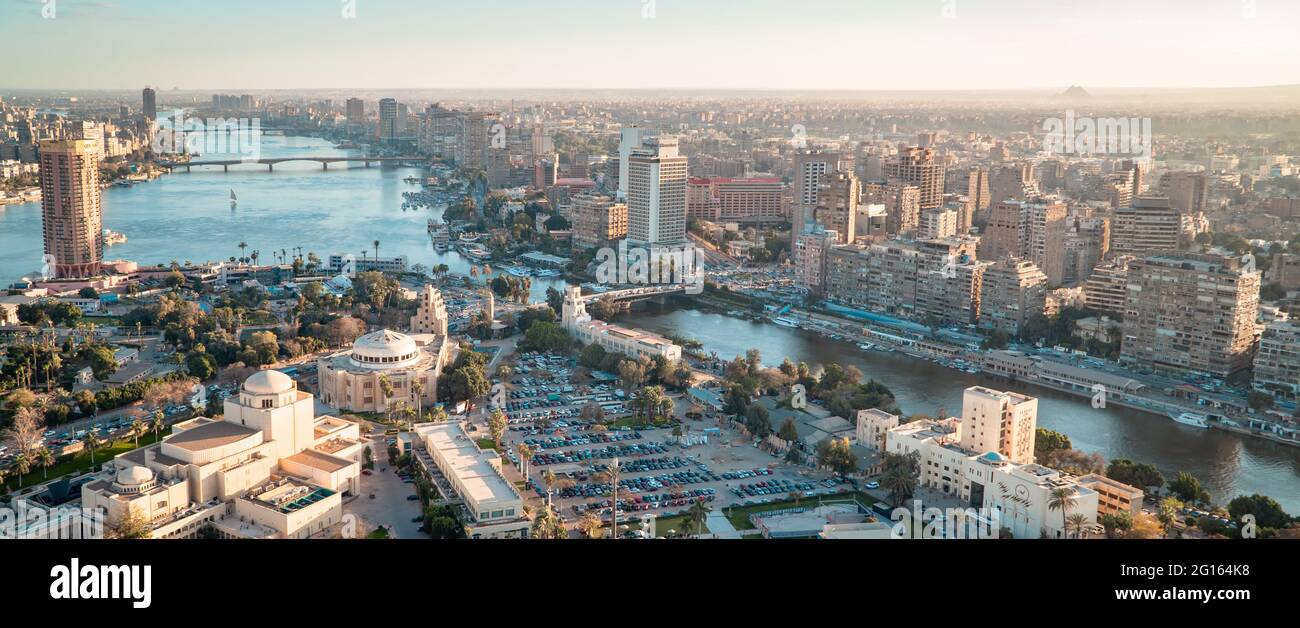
[316,328,452,413]
[80,369,365,539]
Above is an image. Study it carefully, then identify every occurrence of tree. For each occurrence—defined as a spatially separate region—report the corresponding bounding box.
[519,320,570,353]
[107,509,153,539]
[84,431,105,467]
[447,367,491,412]
[488,409,507,447]
[1065,513,1090,539]
[880,451,919,507]
[531,506,567,539]
[37,446,54,480]
[1157,497,1183,538]
[3,406,45,458]
[85,344,119,380]
[1105,458,1165,489]
[11,453,30,487]
[686,498,711,537]
[1047,487,1078,539]
[743,403,771,438]
[1127,512,1165,539]
[1034,428,1072,457]
[1167,471,1211,506]
[1099,511,1133,539]
[130,413,146,448]
[1228,494,1291,531]
[577,512,602,539]
[815,437,857,476]
[186,351,217,380]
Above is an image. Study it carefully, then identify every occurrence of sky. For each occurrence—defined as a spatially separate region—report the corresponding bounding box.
[1,0,1297,91]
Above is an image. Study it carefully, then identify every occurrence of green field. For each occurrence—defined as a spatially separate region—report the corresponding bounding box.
[2,429,170,491]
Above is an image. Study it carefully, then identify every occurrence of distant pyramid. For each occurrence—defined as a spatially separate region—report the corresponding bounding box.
[1059,85,1091,99]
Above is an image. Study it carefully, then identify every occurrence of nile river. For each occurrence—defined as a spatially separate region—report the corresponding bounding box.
[623,306,1300,511]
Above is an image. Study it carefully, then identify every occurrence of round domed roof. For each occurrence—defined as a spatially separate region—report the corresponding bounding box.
[982,451,1008,462]
[353,329,418,361]
[116,465,154,486]
[243,369,295,395]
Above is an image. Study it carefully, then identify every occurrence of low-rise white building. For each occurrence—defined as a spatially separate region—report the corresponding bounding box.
[561,286,681,361]
[413,421,530,539]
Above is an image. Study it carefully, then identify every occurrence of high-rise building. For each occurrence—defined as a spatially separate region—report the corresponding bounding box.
[885,147,945,210]
[814,171,859,244]
[864,182,921,236]
[38,139,103,278]
[793,150,839,232]
[794,227,839,289]
[1112,196,1181,256]
[142,87,157,121]
[979,200,1030,262]
[979,258,1048,334]
[988,162,1038,206]
[687,177,784,224]
[626,136,688,246]
[345,98,365,128]
[960,386,1039,465]
[824,237,982,325]
[1160,170,1209,214]
[1121,253,1260,379]
[1083,255,1133,316]
[1062,215,1110,285]
[378,98,399,142]
[570,194,628,250]
[1027,200,1068,286]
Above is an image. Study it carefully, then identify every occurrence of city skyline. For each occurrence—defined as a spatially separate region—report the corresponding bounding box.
[2,0,1298,92]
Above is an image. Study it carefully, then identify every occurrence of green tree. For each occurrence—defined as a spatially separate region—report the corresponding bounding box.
[1167,471,1211,506]
[1047,487,1078,539]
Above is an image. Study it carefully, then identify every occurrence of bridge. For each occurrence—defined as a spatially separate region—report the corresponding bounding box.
[579,283,693,304]
[158,156,427,172]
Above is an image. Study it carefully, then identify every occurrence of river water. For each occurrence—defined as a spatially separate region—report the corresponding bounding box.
[622,305,1300,511]
[0,134,563,299]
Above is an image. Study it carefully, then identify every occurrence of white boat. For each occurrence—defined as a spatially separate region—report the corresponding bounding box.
[858,342,876,351]
[772,316,800,328]
[1171,412,1211,429]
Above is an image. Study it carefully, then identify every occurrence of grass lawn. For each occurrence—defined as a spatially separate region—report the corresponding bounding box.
[82,315,122,326]
[723,491,865,530]
[2,429,170,491]
[475,438,499,451]
[367,527,391,539]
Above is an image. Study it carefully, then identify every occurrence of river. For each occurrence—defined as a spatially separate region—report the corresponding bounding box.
[622,304,1300,512]
[0,134,564,299]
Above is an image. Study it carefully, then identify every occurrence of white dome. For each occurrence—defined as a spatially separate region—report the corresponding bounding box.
[243,369,295,395]
[350,330,420,368]
[116,465,154,486]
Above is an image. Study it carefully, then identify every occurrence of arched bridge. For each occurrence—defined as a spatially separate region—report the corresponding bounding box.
[580,284,694,303]
[159,156,427,172]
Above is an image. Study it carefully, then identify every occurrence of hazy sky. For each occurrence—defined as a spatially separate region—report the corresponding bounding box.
[2,0,1297,91]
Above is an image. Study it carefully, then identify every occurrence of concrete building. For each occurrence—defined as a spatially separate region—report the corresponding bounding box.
[1083,255,1133,316]
[81,370,363,539]
[794,227,839,289]
[793,150,840,232]
[39,139,103,278]
[1120,253,1261,380]
[863,182,921,237]
[687,176,783,224]
[1252,320,1300,403]
[814,171,859,244]
[409,284,449,336]
[1077,474,1144,519]
[570,193,628,250]
[617,126,645,200]
[561,287,681,361]
[978,258,1048,334]
[959,386,1038,465]
[316,329,452,413]
[626,136,688,245]
[1160,170,1209,214]
[1112,196,1181,256]
[142,87,157,121]
[824,237,983,326]
[413,421,529,538]
[884,146,945,210]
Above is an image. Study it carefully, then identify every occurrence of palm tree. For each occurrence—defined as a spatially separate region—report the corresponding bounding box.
[1066,513,1090,539]
[38,447,54,480]
[151,411,165,443]
[1047,487,1078,539]
[130,414,146,448]
[687,498,711,537]
[881,465,916,508]
[84,432,105,468]
[515,443,534,483]
[373,240,380,261]
[411,379,425,423]
[238,241,248,262]
[12,453,30,488]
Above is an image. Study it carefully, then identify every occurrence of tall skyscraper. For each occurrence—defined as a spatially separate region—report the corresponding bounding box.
[1159,170,1209,214]
[142,87,157,121]
[814,171,859,244]
[378,98,399,143]
[885,146,945,210]
[38,139,103,279]
[626,136,688,246]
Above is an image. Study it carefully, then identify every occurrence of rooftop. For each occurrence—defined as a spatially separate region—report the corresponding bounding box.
[165,421,260,452]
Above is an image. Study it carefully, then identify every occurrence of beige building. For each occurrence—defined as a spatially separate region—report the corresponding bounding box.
[1112,196,1181,256]
[81,370,363,539]
[1078,474,1144,518]
[39,139,104,279]
[414,421,530,538]
[1083,255,1133,316]
[1252,320,1300,403]
[978,258,1048,334]
[794,228,839,289]
[1120,253,1260,379]
[864,182,921,236]
[814,171,859,244]
[561,287,682,361]
[959,386,1038,464]
[409,284,449,335]
[884,146,945,210]
[626,136,688,245]
[316,329,453,413]
[570,193,628,250]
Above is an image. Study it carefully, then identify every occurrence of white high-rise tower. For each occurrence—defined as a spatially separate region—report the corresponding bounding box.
[626,136,688,246]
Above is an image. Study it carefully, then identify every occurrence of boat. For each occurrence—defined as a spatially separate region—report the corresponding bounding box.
[229,189,237,207]
[1171,412,1211,429]
[772,316,800,328]
[858,342,876,351]
[103,229,127,246]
